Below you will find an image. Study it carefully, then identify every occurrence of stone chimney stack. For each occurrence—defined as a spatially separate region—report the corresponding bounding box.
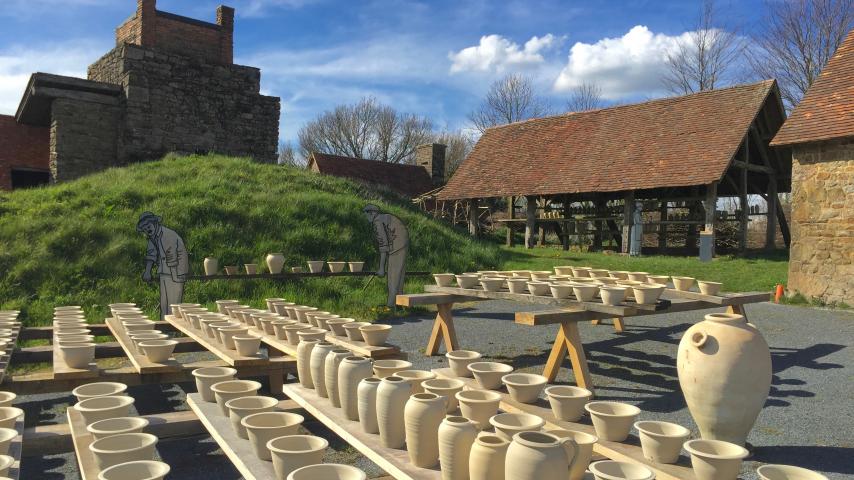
[216,5,235,64]
[416,143,447,186]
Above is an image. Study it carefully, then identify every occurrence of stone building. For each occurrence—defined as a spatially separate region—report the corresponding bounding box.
[771,28,854,306]
[0,0,280,189]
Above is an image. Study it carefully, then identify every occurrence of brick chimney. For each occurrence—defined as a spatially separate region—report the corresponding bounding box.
[416,143,447,186]
[216,5,235,64]
[138,0,156,47]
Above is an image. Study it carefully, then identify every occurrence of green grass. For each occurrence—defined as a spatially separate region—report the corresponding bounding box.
[0,154,500,326]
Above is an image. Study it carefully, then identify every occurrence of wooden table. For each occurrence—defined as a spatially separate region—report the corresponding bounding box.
[282,382,441,480]
[5,412,23,480]
[105,318,183,373]
[67,407,102,480]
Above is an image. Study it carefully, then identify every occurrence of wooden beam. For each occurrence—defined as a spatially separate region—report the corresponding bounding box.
[561,195,570,251]
[704,181,717,258]
[621,191,634,254]
[658,201,668,250]
[506,196,515,247]
[11,337,202,364]
[765,175,778,250]
[468,198,479,236]
[19,321,178,340]
[395,293,481,307]
[524,195,537,249]
[732,160,774,174]
[740,140,749,252]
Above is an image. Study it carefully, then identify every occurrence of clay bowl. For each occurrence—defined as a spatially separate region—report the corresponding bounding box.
[396,370,437,393]
[756,464,829,480]
[0,393,14,408]
[287,464,366,480]
[326,318,354,336]
[445,350,482,377]
[137,339,178,363]
[647,275,670,286]
[0,455,12,477]
[573,284,600,302]
[74,396,135,426]
[526,281,551,296]
[297,328,327,342]
[672,276,696,291]
[315,315,340,331]
[267,434,328,479]
[86,416,150,440]
[489,412,545,441]
[585,401,641,442]
[571,267,592,277]
[210,380,262,416]
[272,320,298,339]
[456,390,502,430]
[697,281,723,296]
[218,326,249,350]
[434,273,455,287]
[468,362,514,390]
[342,322,370,341]
[59,343,96,369]
[215,299,240,314]
[130,333,169,352]
[455,274,480,288]
[634,420,690,464]
[683,439,749,480]
[89,432,158,470]
[233,335,262,357]
[72,382,128,402]
[480,278,505,292]
[225,395,279,438]
[0,428,16,455]
[0,408,22,429]
[545,385,593,422]
[372,359,412,378]
[507,278,530,294]
[422,378,465,412]
[632,285,665,305]
[307,261,325,273]
[599,286,628,306]
[359,324,391,346]
[292,306,318,323]
[327,261,346,273]
[241,411,306,460]
[501,373,548,403]
[348,261,365,272]
[304,311,330,327]
[97,460,171,480]
[608,271,629,280]
[55,329,91,338]
[589,460,655,480]
[123,322,157,333]
[283,325,311,345]
[549,282,575,299]
[627,272,649,283]
[192,366,237,402]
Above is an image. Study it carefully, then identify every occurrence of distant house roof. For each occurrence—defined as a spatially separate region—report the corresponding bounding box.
[307,152,435,198]
[439,80,784,200]
[771,29,854,146]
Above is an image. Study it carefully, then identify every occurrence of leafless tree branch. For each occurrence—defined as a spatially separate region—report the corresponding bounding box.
[566,82,604,112]
[468,74,554,133]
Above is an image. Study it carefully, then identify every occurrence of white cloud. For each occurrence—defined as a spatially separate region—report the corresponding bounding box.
[553,25,689,99]
[448,34,560,74]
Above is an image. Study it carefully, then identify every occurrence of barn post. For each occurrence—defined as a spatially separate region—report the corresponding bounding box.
[658,200,668,251]
[765,176,778,250]
[703,181,718,258]
[739,139,749,252]
[621,191,634,254]
[525,196,537,249]
[468,198,479,237]
[506,196,515,247]
[561,194,570,251]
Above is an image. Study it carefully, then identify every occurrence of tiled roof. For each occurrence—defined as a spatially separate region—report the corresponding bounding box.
[308,152,434,198]
[771,28,854,146]
[439,80,778,200]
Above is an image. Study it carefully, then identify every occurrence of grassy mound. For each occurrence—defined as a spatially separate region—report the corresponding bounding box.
[0,154,500,325]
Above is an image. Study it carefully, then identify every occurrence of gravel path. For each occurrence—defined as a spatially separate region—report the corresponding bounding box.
[18,301,853,479]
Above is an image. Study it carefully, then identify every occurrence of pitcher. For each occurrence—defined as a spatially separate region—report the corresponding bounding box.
[505,431,578,480]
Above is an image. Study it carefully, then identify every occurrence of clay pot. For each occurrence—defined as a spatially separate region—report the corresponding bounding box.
[220,326,250,349]
[672,276,695,291]
[328,261,346,273]
[233,335,262,357]
[396,370,437,394]
[445,350,481,377]
[468,362,514,390]
[489,413,545,441]
[297,327,327,342]
[548,429,598,480]
[683,439,749,480]
[288,463,365,480]
[469,434,509,480]
[553,266,573,275]
[678,313,771,445]
[293,306,318,322]
[423,378,465,412]
[756,464,829,480]
[359,324,392,346]
[97,460,171,480]
[404,393,446,467]
[305,311,329,327]
[343,322,370,341]
[242,411,305,460]
[627,272,649,282]
[376,376,410,448]
[0,454,10,477]
[455,274,480,288]
[224,265,238,275]
[59,343,95,369]
[456,389,501,430]
[324,349,351,408]
[226,395,279,439]
[310,341,336,397]
[632,285,665,305]
[480,277,505,292]
[74,396,133,426]
[86,416,150,440]
[588,460,655,480]
[204,257,219,276]
[547,282,572,299]
[357,377,382,434]
[439,416,477,480]
[244,263,258,274]
[434,273,456,287]
[123,322,156,333]
[506,431,579,480]
[130,333,168,352]
[0,408,22,430]
[215,299,240,314]
[634,420,690,464]
[272,320,297,340]
[338,356,373,421]
[545,386,592,422]
[266,253,285,274]
[283,324,309,345]
[307,261,325,273]
[503,278,525,294]
[647,275,670,286]
[89,432,157,471]
[584,401,641,442]
[697,281,722,295]
[599,286,628,306]
[267,435,328,479]
[349,261,365,273]
[72,382,127,402]
[271,301,296,316]
[210,380,262,416]
[314,315,339,331]
[326,318,354,336]
[502,373,547,403]
[192,367,236,402]
[0,393,13,409]
[138,339,177,363]
[573,284,599,302]
[296,339,319,389]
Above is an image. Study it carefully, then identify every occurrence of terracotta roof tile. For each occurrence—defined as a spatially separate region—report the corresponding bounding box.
[309,152,434,198]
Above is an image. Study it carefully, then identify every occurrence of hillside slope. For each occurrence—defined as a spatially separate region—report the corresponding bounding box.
[0,154,500,325]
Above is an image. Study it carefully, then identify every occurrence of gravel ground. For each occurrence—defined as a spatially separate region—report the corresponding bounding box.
[18,301,853,479]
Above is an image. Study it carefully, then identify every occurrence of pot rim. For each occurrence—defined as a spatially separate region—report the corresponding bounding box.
[396,370,435,380]
[704,313,745,324]
[544,385,592,399]
[422,378,465,390]
[633,420,690,438]
[209,380,262,394]
[191,367,237,378]
[584,401,641,418]
[74,396,134,412]
[97,460,171,479]
[72,382,128,397]
[89,432,158,454]
[225,395,279,411]
[446,350,482,360]
[475,434,509,447]
[266,434,329,454]
[755,464,828,480]
[683,439,749,460]
[359,324,391,331]
[511,430,562,447]
[241,411,304,429]
[588,460,655,480]
[86,416,150,435]
[546,428,598,445]
[468,362,514,373]
[501,373,547,386]
[490,412,545,430]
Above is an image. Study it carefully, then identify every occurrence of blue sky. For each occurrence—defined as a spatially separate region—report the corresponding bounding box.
[0,0,763,142]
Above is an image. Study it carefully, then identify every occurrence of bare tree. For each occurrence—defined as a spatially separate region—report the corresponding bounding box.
[566,82,604,112]
[433,130,475,177]
[468,74,553,133]
[749,0,854,110]
[298,97,433,164]
[277,140,302,167]
[662,0,746,95]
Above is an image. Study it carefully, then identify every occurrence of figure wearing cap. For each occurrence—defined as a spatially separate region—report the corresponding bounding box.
[363,204,409,307]
[137,212,189,319]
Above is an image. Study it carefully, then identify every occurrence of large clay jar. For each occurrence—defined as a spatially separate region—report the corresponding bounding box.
[324,349,351,408]
[469,434,509,480]
[309,342,336,398]
[438,416,477,480]
[357,377,382,434]
[203,257,218,276]
[677,313,771,446]
[296,339,319,389]
[404,393,446,468]
[505,431,579,480]
[266,253,285,274]
[338,356,373,421]
[376,376,411,448]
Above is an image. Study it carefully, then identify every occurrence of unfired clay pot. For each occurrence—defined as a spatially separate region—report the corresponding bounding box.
[89,432,157,470]
[192,367,236,402]
[672,276,695,291]
[468,362,514,390]
[324,349,351,408]
[297,328,327,342]
[634,420,690,464]
[349,261,365,272]
[584,401,640,442]
[677,313,771,446]
[404,393,446,468]
[683,439,748,480]
[438,416,477,480]
[326,318,354,336]
[244,263,258,274]
[266,253,285,274]
[456,389,502,430]
[307,261,325,273]
[338,356,373,421]
[396,370,436,394]
[445,350,482,377]
[328,261,346,273]
[599,286,628,306]
[343,322,369,341]
[287,463,366,480]
[545,385,592,422]
[573,284,599,302]
[502,373,547,403]
[74,397,133,426]
[233,335,262,357]
[210,380,262,416]
[60,343,95,369]
[505,431,579,480]
[548,429,599,480]
[359,324,392,346]
[267,435,328,480]
[508,278,529,294]
[489,413,545,441]
[588,460,655,480]
[455,274,480,288]
[647,275,670,286]
[97,460,170,480]
[434,273,455,287]
[376,376,410,448]
[72,382,127,402]
[423,378,465,412]
[0,408,21,431]
[203,257,218,276]
[756,464,829,480]
[357,377,381,434]
[469,434,509,480]
[0,428,15,455]
[241,411,305,460]
[138,339,177,363]
[372,359,412,378]
[309,342,336,397]
[296,339,320,389]
[697,281,722,296]
[86,416,149,441]
[632,285,665,305]
[225,395,278,439]
[283,325,309,345]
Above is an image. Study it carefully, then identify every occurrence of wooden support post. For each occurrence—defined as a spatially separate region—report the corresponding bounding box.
[658,201,668,251]
[468,198,479,237]
[739,164,749,252]
[506,196,515,247]
[561,195,570,251]
[424,303,459,356]
[621,191,634,254]
[765,176,778,250]
[593,199,604,251]
[542,320,594,391]
[704,181,717,258]
[525,196,537,249]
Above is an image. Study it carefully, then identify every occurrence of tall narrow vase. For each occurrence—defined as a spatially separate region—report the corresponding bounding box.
[404,393,446,468]
[438,416,477,480]
[296,339,319,389]
[324,349,351,408]
[376,376,410,449]
[309,342,335,398]
[357,377,382,434]
[337,356,373,421]
[469,434,509,480]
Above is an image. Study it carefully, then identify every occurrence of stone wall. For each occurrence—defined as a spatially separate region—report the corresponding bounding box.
[788,138,854,305]
[0,114,50,189]
[49,98,120,181]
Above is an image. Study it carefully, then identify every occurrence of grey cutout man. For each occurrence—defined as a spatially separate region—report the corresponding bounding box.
[137,212,189,319]
[363,204,409,307]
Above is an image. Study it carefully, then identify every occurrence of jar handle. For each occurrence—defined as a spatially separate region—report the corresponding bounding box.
[691,330,708,349]
[559,437,579,472]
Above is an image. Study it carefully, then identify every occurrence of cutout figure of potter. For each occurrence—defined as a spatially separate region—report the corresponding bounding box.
[363,204,409,307]
[137,212,189,319]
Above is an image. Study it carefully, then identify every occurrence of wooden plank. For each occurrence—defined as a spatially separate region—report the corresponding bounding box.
[186,393,275,480]
[282,383,441,480]
[432,369,695,480]
[189,271,430,281]
[13,338,202,364]
[165,315,269,367]
[67,407,101,480]
[19,322,179,341]
[252,324,400,360]
[662,289,770,306]
[105,318,182,373]
[53,342,98,380]
[5,413,23,480]
[395,293,481,307]
[516,298,716,326]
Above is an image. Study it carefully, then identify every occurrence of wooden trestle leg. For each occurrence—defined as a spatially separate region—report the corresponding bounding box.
[542,320,594,393]
[424,302,459,356]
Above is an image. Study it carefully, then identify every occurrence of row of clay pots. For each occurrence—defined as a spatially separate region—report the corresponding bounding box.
[54,306,95,369]
[0,311,20,358]
[204,256,366,276]
[170,305,264,356]
[108,304,181,364]
[0,391,19,478]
